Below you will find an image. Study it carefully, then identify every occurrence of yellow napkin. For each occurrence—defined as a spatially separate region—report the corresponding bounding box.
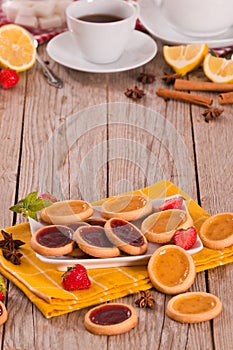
[0,180,232,318]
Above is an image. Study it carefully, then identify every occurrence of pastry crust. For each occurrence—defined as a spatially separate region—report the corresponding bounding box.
[0,301,7,326]
[147,245,196,294]
[141,209,193,243]
[73,225,120,258]
[30,225,75,256]
[166,292,222,323]
[104,218,147,255]
[40,200,94,225]
[84,303,138,335]
[199,212,233,250]
[101,194,153,221]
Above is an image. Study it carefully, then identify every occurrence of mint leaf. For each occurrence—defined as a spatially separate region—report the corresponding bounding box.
[9,191,54,221]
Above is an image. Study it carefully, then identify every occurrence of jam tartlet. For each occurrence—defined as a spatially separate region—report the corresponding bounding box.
[147,245,196,294]
[101,194,153,221]
[73,226,120,258]
[166,292,222,323]
[141,209,193,243]
[104,218,147,255]
[85,217,107,227]
[0,301,7,326]
[84,303,138,335]
[40,200,94,225]
[199,212,233,250]
[30,225,75,256]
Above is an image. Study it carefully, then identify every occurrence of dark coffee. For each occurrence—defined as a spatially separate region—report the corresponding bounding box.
[78,14,123,23]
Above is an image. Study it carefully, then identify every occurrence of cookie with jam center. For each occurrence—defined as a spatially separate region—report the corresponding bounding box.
[104,218,147,255]
[101,193,153,221]
[141,209,194,243]
[148,244,196,294]
[84,303,138,335]
[73,225,120,258]
[166,292,222,323]
[199,212,233,250]
[40,200,94,225]
[0,301,7,326]
[30,225,75,256]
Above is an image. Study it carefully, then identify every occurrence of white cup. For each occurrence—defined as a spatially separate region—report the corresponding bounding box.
[66,0,139,64]
[154,0,233,37]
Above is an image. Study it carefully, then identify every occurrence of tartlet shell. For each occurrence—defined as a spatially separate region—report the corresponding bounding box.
[101,194,153,221]
[73,225,120,258]
[84,303,138,335]
[0,301,7,326]
[141,209,194,243]
[40,200,94,225]
[104,218,147,255]
[199,212,233,250]
[147,244,196,294]
[166,292,222,323]
[30,225,75,256]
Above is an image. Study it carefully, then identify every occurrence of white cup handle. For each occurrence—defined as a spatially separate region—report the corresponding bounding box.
[128,0,140,17]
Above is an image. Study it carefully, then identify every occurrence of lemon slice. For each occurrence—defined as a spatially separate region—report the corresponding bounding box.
[0,24,36,72]
[203,54,233,83]
[163,44,208,76]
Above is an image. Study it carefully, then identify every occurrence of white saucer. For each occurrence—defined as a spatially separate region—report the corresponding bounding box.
[47,30,157,73]
[139,0,233,48]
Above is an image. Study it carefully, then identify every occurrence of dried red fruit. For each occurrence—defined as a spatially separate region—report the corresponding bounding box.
[159,197,183,211]
[173,227,197,250]
[62,264,91,291]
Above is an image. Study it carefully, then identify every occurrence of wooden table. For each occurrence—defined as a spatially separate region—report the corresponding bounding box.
[1,32,233,350]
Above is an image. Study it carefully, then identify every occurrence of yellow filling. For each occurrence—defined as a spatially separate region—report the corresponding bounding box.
[153,248,189,286]
[204,214,233,241]
[172,294,216,314]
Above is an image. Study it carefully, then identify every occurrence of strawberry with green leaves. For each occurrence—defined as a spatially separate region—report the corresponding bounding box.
[62,264,91,291]
[10,191,57,221]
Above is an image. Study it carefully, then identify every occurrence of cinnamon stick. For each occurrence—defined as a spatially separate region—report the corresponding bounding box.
[218,92,233,104]
[156,88,213,108]
[175,79,233,92]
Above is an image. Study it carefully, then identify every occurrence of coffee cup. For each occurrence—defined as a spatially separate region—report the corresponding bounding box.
[66,0,139,64]
[153,0,233,37]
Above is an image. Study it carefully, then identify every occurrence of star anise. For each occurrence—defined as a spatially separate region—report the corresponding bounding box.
[135,290,155,309]
[0,230,25,265]
[161,72,181,85]
[202,107,224,122]
[137,72,155,84]
[0,230,25,250]
[124,86,145,101]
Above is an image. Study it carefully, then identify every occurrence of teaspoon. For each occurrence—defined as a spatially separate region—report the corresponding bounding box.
[33,38,63,89]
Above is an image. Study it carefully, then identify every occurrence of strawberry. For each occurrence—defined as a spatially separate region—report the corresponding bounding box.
[0,68,19,89]
[0,275,7,301]
[173,227,197,250]
[38,193,58,203]
[159,197,183,211]
[62,264,91,291]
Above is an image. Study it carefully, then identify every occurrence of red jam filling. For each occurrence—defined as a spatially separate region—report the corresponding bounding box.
[110,219,144,246]
[85,218,106,227]
[90,304,131,325]
[37,226,73,248]
[80,227,114,247]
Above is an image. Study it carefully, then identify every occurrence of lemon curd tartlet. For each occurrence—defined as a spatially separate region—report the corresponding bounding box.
[101,194,153,221]
[40,200,94,225]
[141,209,193,243]
[147,245,196,294]
[200,212,233,249]
[166,292,222,323]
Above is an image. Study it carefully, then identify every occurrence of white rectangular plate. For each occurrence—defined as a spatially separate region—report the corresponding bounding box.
[29,195,203,271]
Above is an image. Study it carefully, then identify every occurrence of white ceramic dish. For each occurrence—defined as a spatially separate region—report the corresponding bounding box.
[139,0,233,48]
[46,30,157,73]
[29,194,203,271]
